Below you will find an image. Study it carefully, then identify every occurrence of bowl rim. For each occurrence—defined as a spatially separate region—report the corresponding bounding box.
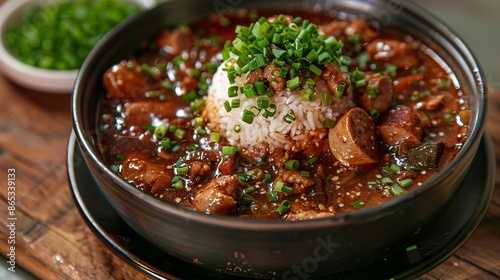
[72,0,487,231]
[0,0,157,93]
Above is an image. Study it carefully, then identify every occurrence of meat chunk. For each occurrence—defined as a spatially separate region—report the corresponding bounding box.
[189,161,212,179]
[263,62,285,92]
[124,101,186,126]
[286,210,335,221]
[393,73,424,95]
[156,28,194,57]
[319,20,377,43]
[191,175,238,215]
[279,170,316,194]
[328,107,379,167]
[121,153,173,194]
[103,60,149,102]
[377,105,423,147]
[366,39,419,69]
[321,63,351,96]
[355,72,393,115]
[246,68,263,84]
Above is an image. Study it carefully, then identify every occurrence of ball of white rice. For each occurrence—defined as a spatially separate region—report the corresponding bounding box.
[204,62,355,152]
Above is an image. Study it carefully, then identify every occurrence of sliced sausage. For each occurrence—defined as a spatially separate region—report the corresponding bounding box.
[366,39,419,69]
[377,105,423,147]
[103,60,150,102]
[355,72,393,115]
[191,175,238,215]
[328,107,379,167]
[121,153,173,194]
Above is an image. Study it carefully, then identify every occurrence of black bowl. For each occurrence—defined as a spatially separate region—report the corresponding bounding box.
[72,0,487,278]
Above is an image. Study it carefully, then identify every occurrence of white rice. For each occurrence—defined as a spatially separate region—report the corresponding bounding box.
[204,62,355,151]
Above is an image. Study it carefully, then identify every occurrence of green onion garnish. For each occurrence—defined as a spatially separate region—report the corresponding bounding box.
[322,118,336,128]
[222,146,237,155]
[176,166,189,175]
[284,160,299,170]
[390,185,405,196]
[242,109,255,124]
[308,157,319,165]
[154,124,167,138]
[350,199,365,209]
[228,85,239,97]
[276,200,291,215]
[398,178,414,188]
[269,191,279,201]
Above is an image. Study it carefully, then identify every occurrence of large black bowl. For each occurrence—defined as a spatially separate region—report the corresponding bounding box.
[71,0,487,278]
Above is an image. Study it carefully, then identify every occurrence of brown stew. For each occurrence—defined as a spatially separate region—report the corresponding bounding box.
[97,10,469,220]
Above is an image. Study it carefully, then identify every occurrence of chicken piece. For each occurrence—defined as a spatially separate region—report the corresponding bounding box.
[321,63,351,96]
[377,105,423,147]
[191,175,238,215]
[124,101,186,126]
[328,107,379,167]
[263,62,286,92]
[355,72,394,115]
[189,161,212,179]
[103,60,149,101]
[121,153,173,194]
[279,170,316,194]
[156,28,194,57]
[366,39,419,69]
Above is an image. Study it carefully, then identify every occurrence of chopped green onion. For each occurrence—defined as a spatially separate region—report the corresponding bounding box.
[196,128,207,135]
[398,178,414,188]
[172,180,184,189]
[234,125,242,133]
[224,100,232,112]
[276,200,291,214]
[284,159,299,170]
[242,83,256,98]
[350,199,365,209]
[238,195,253,206]
[308,157,319,165]
[301,90,315,102]
[322,118,336,128]
[286,76,301,91]
[322,92,330,106]
[381,177,393,185]
[300,171,310,177]
[176,166,189,175]
[193,117,204,126]
[335,82,346,99]
[168,125,177,133]
[405,165,420,173]
[222,146,237,155]
[283,110,296,124]
[370,109,380,119]
[210,131,220,142]
[257,96,270,109]
[390,184,406,196]
[242,109,255,124]
[269,191,279,201]
[231,99,241,108]
[174,128,186,140]
[154,124,168,138]
[228,85,239,97]
[187,144,199,152]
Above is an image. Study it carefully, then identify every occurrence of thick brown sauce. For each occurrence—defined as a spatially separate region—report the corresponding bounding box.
[97,10,469,220]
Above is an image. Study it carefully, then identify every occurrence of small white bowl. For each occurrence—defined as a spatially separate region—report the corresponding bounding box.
[0,0,156,94]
